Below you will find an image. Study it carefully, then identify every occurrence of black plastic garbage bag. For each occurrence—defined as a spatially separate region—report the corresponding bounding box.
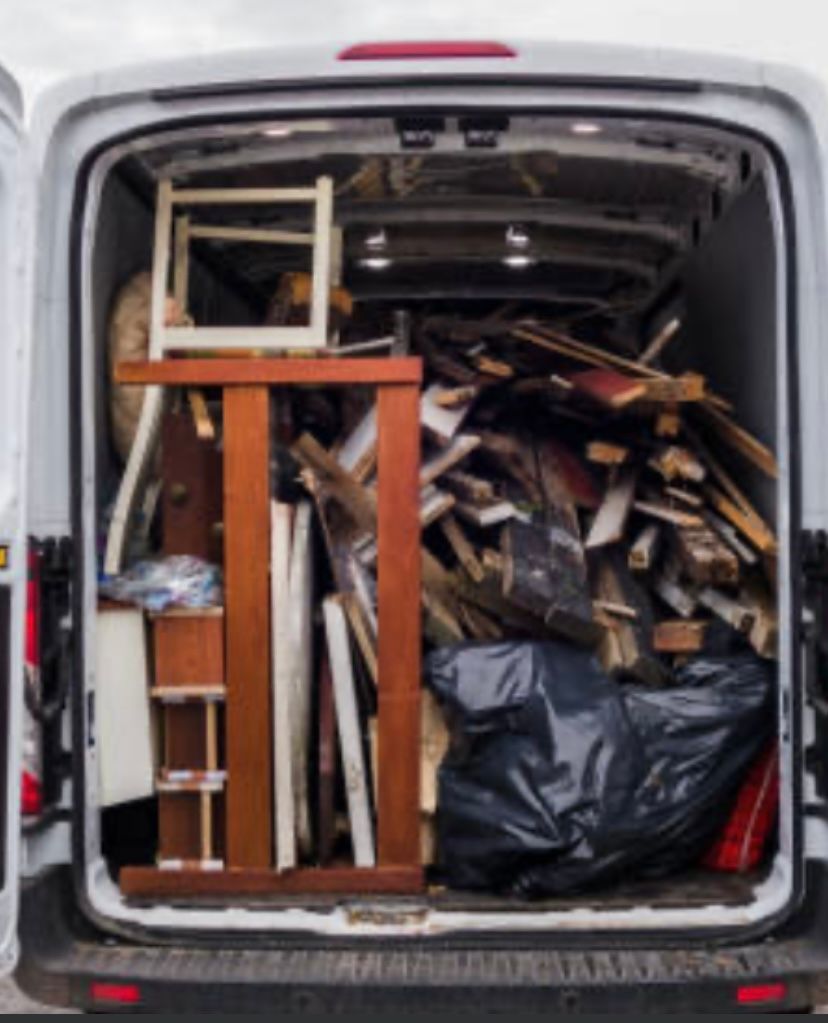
[427,641,774,897]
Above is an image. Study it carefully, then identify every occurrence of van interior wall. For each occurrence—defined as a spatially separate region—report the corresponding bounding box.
[671,175,778,522]
[93,170,256,508]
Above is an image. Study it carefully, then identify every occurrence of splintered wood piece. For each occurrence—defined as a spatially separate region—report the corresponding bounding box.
[653,575,698,619]
[434,384,479,408]
[568,368,648,409]
[698,587,755,634]
[293,432,376,532]
[161,410,223,564]
[377,383,422,868]
[455,498,517,528]
[705,510,760,565]
[655,405,681,438]
[421,383,475,445]
[475,354,514,379]
[420,486,456,528]
[653,619,708,654]
[440,513,485,583]
[664,485,704,508]
[593,553,666,685]
[503,518,594,645]
[698,404,778,479]
[639,317,681,367]
[742,577,779,660]
[442,469,496,505]
[420,434,481,488]
[324,597,376,868]
[341,592,379,684]
[633,500,704,529]
[224,386,272,870]
[640,372,706,403]
[586,465,638,549]
[649,445,706,484]
[629,523,661,573]
[706,487,777,556]
[336,406,377,483]
[187,388,216,440]
[676,525,740,587]
[587,441,630,466]
[593,599,638,621]
[542,438,601,511]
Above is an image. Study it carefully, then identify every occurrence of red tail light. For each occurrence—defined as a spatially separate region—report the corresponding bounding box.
[736,982,787,1006]
[22,543,43,817]
[90,982,142,1006]
[339,41,517,61]
[21,770,42,816]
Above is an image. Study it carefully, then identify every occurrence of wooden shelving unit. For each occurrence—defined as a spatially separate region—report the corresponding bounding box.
[119,357,425,898]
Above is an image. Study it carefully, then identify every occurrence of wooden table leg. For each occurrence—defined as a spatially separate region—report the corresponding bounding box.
[376,383,422,867]
[224,385,273,868]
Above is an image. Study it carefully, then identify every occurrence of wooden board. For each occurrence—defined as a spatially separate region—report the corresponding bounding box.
[316,651,338,867]
[116,357,423,387]
[120,865,425,898]
[161,409,223,564]
[289,502,315,858]
[271,501,295,872]
[95,608,154,808]
[568,368,647,409]
[223,385,272,869]
[376,383,422,868]
[152,612,224,688]
[586,465,638,549]
[323,596,376,868]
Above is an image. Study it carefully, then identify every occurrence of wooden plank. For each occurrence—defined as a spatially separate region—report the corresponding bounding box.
[316,651,338,867]
[376,383,422,868]
[698,403,778,479]
[676,525,740,587]
[271,501,295,873]
[439,513,485,583]
[698,587,755,633]
[324,597,376,868]
[120,865,426,898]
[706,487,777,556]
[628,523,661,573]
[586,441,629,466]
[653,619,708,654]
[223,385,272,869]
[633,500,704,529]
[586,465,638,549]
[639,316,681,366]
[115,357,424,387]
[420,434,481,488]
[649,446,706,484]
[289,502,315,858]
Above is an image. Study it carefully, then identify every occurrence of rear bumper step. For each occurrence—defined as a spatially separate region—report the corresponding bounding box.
[16,869,828,1012]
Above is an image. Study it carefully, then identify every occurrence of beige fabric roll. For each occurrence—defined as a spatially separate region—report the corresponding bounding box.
[108,272,184,462]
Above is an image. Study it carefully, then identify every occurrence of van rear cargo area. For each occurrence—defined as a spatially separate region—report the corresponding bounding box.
[78,110,790,936]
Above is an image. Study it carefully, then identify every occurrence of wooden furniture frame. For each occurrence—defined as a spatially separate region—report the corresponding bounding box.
[119,356,424,898]
[104,176,335,576]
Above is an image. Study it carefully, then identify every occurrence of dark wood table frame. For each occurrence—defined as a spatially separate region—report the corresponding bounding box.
[118,358,424,897]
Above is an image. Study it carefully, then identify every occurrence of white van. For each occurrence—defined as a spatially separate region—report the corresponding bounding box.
[4,37,828,1012]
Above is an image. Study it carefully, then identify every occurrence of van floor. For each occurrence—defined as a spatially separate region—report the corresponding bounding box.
[118,868,764,912]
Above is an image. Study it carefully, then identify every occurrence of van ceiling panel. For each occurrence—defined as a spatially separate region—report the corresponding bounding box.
[123,115,762,314]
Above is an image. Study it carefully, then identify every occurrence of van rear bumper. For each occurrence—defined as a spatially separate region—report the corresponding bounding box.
[15,867,828,1013]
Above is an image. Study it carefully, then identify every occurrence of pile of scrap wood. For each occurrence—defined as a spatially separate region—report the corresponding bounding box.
[291,316,778,682]
[284,316,779,857]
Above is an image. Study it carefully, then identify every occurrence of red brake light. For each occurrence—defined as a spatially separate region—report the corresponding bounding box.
[339,41,517,61]
[90,982,142,1006]
[736,982,787,1005]
[25,549,40,668]
[21,771,43,817]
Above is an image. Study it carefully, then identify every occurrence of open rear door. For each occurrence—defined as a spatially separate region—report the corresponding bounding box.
[0,64,31,974]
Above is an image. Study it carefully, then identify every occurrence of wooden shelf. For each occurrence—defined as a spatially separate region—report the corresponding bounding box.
[120,865,425,898]
[115,357,423,388]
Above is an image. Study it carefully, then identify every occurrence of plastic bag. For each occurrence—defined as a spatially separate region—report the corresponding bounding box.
[427,641,774,897]
[100,555,222,612]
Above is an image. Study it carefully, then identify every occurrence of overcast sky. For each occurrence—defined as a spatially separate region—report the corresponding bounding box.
[0,0,826,104]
